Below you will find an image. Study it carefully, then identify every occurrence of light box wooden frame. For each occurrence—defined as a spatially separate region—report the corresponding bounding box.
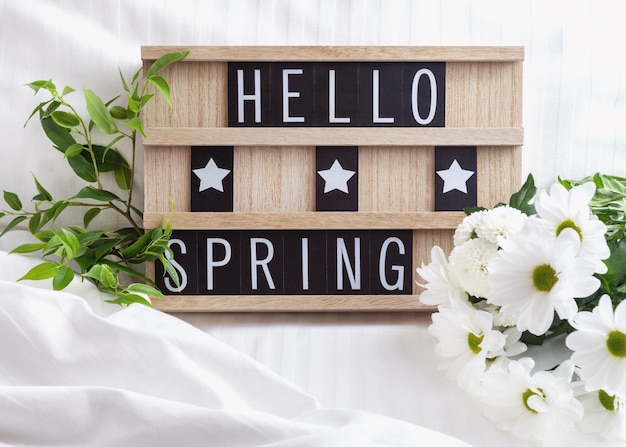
[141,46,524,312]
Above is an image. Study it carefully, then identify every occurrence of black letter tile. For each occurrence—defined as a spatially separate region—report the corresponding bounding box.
[155,230,199,295]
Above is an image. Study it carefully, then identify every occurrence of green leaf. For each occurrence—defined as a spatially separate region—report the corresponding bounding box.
[41,116,77,151]
[85,264,117,289]
[64,143,84,158]
[26,79,56,94]
[147,76,172,107]
[51,110,80,128]
[32,175,53,201]
[42,100,61,119]
[91,145,130,173]
[114,164,132,191]
[84,89,118,134]
[52,228,81,258]
[9,243,46,254]
[109,105,128,120]
[61,85,75,96]
[3,191,22,210]
[18,262,60,281]
[120,230,153,260]
[67,154,97,182]
[121,116,145,137]
[73,186,121,202]
[145,51,189,79]
[509,174,537,215]
[106,292,152,307]
[83,208,101,228]
[0,216,27,237]
[126,283,164,298]
[52,266,75,290]
[27,213,41,233]
[119,67,131,93]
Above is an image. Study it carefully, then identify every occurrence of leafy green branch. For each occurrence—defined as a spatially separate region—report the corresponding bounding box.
[0,51,188,305]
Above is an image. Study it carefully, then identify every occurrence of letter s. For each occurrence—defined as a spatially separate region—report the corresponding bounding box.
[164,238,188,293]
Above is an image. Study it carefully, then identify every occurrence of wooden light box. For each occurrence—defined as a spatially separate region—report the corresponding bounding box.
[141,46,524,312]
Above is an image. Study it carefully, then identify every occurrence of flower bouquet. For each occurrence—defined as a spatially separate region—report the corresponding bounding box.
[417,173,626,445]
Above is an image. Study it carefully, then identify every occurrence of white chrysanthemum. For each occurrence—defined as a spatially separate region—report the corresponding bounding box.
[476,302,518,328]
[449,238,499,299]
[567,295,626,395]
[534,181,609,273]
[481,358,583,444]
[453,210,487,246]
[475,205,527,245]
[577,388,626,439]
[428,303,506,394]
[488,225,600,336]
[416,246,467,307]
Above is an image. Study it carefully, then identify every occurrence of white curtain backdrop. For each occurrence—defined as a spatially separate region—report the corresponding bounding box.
[1,0,625,230]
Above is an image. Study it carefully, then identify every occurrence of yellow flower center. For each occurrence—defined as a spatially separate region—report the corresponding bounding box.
[606,330,626,358]
[467,332,483,354]
[599,390,617,411]
[522,388,546,414]
[556,218,582,241]
[532,264,558,292]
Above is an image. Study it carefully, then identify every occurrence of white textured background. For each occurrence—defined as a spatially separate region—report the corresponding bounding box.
[1,2,625,447]
[2,0,626,229]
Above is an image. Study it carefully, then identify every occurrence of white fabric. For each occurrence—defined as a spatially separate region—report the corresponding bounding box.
[0,246,469,447]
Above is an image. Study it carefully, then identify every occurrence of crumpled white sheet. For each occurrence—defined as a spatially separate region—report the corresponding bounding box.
[0,247,471,447]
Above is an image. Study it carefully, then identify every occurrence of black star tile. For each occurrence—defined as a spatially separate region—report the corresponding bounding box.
[191,146,233,212]
[434,146,477,211]
[316,146,358,211]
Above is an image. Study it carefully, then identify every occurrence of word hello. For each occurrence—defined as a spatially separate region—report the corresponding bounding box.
[155,230,413,295]
[227,62,445,127]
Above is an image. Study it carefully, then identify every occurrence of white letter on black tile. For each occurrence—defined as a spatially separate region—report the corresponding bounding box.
[206,238,232,290]
[336,237,361,290]
[379,237,405,291]
[411,68,437,125]
[250,238,276,290]
[237,69,261,123]
[329,70,350,124]
[164,239,189,293]
[282,69,305,123]
[372,70,394,124]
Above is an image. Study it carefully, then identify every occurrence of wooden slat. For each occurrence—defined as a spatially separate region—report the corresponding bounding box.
[142,45,524,62]
[143,127,524,146]
[151,294,431,312]
[143,211,465,230]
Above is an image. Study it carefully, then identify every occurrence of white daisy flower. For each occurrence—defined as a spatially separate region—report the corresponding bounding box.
[416,246,467,307]
[577,388,626,439]
[481,358,583,444]
[534,181,610,273]
[428,303,506,394]
[475,302,518,328]
[449,238,499,299]
[488,225,600,336]
[453,209,487,246]
[567,295,626,395]
[475,205,527,245]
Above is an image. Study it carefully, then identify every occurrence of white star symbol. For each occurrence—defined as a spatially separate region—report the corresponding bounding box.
[436,159,475,194]
[317,159,356,194]
[192,158,231,193]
